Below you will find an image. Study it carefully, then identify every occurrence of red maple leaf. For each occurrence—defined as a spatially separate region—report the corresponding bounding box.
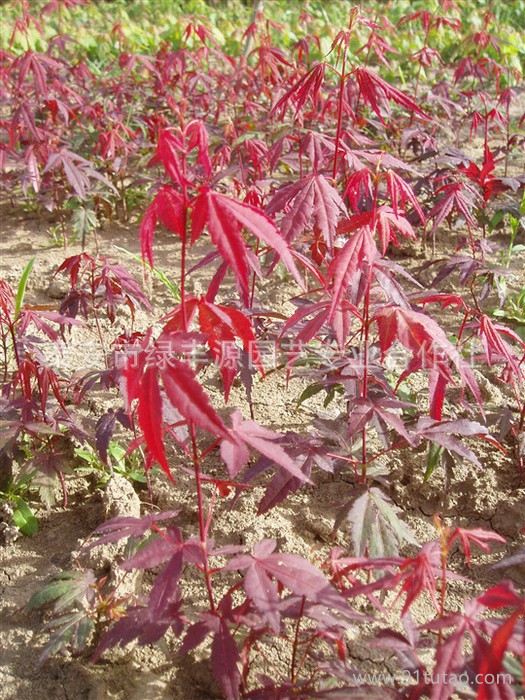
[353,67,429,123]
[162,297,264,401]
[192,187,303,304]
[374,305,482,417]
[338,206,417,255]
[266,173,347,251]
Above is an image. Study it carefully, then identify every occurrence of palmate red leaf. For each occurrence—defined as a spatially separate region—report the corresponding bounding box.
[353,67,429,122]
[197,301,237,398]
[156,128,190,189]
[93,561,185,662]
[95,261,152,323]
[262,552,350,614]
[278,300,334,365]
[341,486,418,558]
[85,511,179,550]
[429,180,478,235]
[412,417,496,468]
[256,456,312,515]
[121,333,231,476]
[350,541,465,620]
[243,553,281,633]
[475,314,525,381]
[211,619,242,700]
[266,173,347,250]
[161,298,200,332]
[17,309,82,341]
[422,602,490,700]
[43,149,115,200]
[13,50,59,97]
[185,119,212,179]
[397,541,444,616]
[192,187,303,304]
[162,298,264,401]
[279,297,361,367]
[338,207,417,255]
[161,356,231,441]
[448,527,505,566]
[271,61,326,120]
[220,410,311,483]
[374,305,482,412]
[327,225,378,329]
[412,293,469,313]
[155,185,185,237]
[179,612,242,700]
[225,539,351,633]
[342,168,375,214]
[197,299,264,401]
[242,436,331,515]
[478,581,525,611]
[120,526,201,571]
[384,169,425,223]
[137,365,171,478]
[346,396,415,444]
[140,186,186,267]
[477,583,525,700]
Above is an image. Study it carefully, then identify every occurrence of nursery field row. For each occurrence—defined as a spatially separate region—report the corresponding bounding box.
[0,1,524,699]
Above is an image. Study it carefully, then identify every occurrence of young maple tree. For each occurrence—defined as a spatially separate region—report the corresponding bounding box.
[2,1,523,697]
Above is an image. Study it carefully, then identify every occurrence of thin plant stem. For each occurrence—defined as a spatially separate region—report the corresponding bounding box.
[290,596,306,683]
[190,424,216,612]
[332,52,347,181]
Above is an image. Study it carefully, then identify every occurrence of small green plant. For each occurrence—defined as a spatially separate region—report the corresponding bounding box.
[75,441,148,487]
[26,568,129,665]
[113,245,181,301]
[68,200,98,249]
[45,224,70,249]
[0,471,39,541]
[491,192,525,268]
[493,288,525,341]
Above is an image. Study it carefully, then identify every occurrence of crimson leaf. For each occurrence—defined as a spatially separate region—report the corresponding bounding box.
[191,187,303,304]
[220,410,312,484]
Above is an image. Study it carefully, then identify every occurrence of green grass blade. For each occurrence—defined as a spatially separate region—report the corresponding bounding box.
[113,245,180,301]
[14,257,35,321]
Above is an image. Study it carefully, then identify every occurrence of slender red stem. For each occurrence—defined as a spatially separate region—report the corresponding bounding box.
[360,284,371,483]
[332,53,347,181]
[190,424,215,612]
[290,596,306,683]
[180,236,188,330]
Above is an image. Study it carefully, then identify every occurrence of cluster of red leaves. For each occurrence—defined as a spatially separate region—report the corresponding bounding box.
[2,1,524,698]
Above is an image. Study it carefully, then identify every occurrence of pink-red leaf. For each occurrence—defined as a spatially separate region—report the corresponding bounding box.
[211,619,241,700]
[220,410,311,483]
[226,539,351,628]
[374,305,482,411]
[192,188,302,303]
[327,225,378,327]
[448,527,506,566]
[85,511,179,550]
[160,355,231,441]
[271,62,326,119]
[266,173,346,250]
[353,67,429,122]
[339,207,417,255]
[138,366,171,479]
